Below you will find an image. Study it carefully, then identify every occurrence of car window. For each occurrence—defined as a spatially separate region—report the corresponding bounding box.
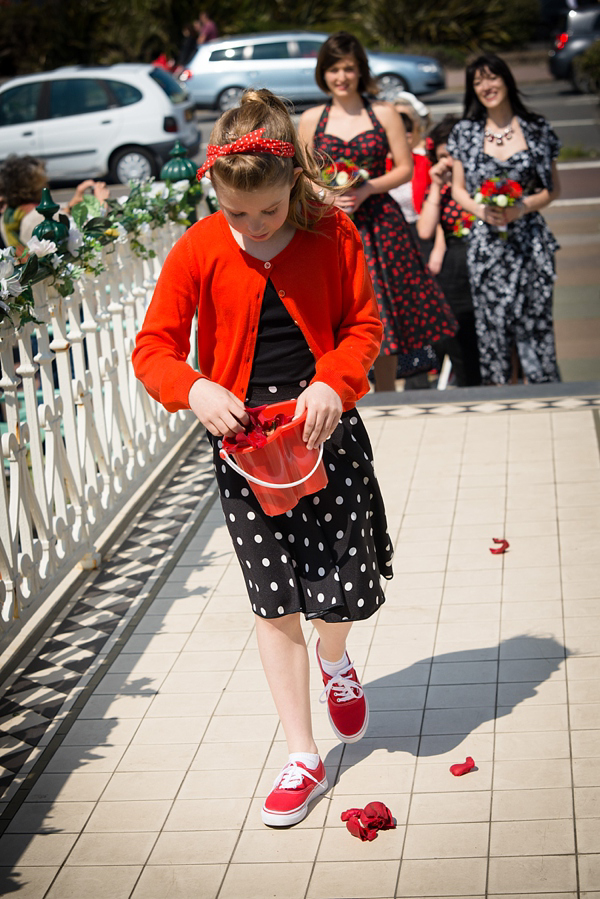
[251,41,290,60]
[209,46,247,61]
[0,82,42,126]
[49,79,111,118]
[105,79,142,107]
[296,40,323,58]
[149,68,188,104]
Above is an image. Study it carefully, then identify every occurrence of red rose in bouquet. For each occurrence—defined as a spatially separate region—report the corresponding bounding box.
[474,176,523,238]
[323,157,370,189]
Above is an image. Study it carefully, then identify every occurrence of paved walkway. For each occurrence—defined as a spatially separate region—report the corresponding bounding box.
[1,388,600,898]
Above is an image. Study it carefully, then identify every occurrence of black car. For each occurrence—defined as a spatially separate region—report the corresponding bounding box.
[548,5,600,91]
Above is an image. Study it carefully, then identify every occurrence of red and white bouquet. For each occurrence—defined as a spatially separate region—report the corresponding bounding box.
[453,210,476,239]
[474,176,523,239]
[322,158,370,189]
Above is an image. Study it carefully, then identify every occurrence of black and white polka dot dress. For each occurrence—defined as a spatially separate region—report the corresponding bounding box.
[210,281,394,623]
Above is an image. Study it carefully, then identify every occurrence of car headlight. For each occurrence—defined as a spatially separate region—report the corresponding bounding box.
[417,63,440,73]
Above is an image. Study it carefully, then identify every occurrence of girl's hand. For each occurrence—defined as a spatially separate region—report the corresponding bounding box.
[429,157,452,187]
[334,183,371,214]
[504,204,524,225]
[93,181,110,205]
[480,203,507,227]
[427,249,445,276]
[294,382,343,450]
[188,378,249,437]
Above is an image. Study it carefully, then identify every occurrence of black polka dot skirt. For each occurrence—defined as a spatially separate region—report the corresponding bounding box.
[211,384,394,622]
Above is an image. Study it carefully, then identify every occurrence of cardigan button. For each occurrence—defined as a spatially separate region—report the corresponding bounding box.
[278,289,285,298]
[264,261,271,269]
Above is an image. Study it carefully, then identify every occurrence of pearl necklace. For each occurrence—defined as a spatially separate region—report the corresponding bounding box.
[484,123,514,146]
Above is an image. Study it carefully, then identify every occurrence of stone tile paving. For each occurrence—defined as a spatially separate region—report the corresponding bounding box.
[1,391,600,898]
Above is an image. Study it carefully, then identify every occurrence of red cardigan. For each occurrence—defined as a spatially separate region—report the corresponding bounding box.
[132,209,383,413]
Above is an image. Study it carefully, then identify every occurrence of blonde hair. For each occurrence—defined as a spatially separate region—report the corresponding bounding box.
[208,89,332,230]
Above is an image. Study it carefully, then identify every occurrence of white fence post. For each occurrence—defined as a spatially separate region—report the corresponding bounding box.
[0,221,196,652]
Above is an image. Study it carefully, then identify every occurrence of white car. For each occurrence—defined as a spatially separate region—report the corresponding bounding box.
[0,64,200,183]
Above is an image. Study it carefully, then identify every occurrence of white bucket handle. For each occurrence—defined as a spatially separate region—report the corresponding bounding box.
[220,444,324,489]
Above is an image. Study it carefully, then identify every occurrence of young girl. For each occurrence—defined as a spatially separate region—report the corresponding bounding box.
[132,89,394,828]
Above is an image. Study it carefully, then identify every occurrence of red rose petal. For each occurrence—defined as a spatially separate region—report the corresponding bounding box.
[450,756,476,777]
[489,538,509,555]
[341,803,395,840]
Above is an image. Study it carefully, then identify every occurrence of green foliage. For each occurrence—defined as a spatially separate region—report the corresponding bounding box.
[573,41,600,93]
[365,0,540,50]
[558,144,600,161]
[0,0,541,75]
[0,177,202,329]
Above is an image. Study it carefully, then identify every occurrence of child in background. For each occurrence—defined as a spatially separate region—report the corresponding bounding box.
[417,115,482,386]
[388,92,432,226]
[388,111,431,255]
[133,89,394,828]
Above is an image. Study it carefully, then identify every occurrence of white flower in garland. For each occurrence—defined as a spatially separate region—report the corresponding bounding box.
[148,182,169,200]
[27,236,58,257]
[0,258,15,279]
[0,275,25,298]
[172,179,192,192]
[67,226,84,257]
[139,222,151,235]
[115,222,128,244]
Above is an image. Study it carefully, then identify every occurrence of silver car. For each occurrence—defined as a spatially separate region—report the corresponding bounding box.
[180,31,445,111]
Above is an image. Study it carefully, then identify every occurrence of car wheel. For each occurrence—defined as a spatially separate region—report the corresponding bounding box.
[217,86,245,112]
[376,73,409,101]
[110,147,156,184]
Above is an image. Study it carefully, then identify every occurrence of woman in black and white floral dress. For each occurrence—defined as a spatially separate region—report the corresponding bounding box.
[447,53,561,385]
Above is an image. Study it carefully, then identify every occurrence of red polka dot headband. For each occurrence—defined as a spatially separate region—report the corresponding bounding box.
[196,127,296,180]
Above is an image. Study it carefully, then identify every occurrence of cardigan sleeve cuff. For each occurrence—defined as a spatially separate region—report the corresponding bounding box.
[161,366,206,413]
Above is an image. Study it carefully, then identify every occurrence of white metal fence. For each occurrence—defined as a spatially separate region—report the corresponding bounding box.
[0,221,197,652]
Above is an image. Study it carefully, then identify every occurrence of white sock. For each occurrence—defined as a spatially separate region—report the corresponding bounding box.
[289,751,320,770]
[319,651,350,677]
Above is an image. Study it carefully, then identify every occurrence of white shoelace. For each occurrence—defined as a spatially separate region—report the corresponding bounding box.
[274,761,321,790]
[319,667,364,705]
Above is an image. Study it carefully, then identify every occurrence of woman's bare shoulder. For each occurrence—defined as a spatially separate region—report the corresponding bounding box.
[299,104,326,127]
[370,99,398,123]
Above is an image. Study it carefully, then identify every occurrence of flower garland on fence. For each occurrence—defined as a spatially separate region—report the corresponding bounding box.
[0,178,203,330]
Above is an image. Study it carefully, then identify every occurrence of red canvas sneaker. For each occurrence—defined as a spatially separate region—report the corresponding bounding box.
[262,758,328,827]
[316,639,369,743]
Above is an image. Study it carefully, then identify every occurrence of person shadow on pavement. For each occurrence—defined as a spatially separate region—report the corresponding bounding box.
[322,634,571,781]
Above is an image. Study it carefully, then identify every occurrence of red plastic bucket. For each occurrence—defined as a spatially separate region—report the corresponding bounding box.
[219,399,328,516]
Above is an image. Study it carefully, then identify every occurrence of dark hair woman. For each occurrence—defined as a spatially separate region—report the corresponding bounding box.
[299,32,457,392]
[447,53,561,385]
[417,115,481,387]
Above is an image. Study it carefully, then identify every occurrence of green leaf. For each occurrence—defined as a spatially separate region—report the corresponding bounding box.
[19,254,40,283]
[85,216,111,230]
[71,202,88,230]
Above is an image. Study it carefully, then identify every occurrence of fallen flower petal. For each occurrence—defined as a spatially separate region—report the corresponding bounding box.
[341,802,395,840]
[450,756,476,777]
[362,801,396,830]
[490,538,509,555]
